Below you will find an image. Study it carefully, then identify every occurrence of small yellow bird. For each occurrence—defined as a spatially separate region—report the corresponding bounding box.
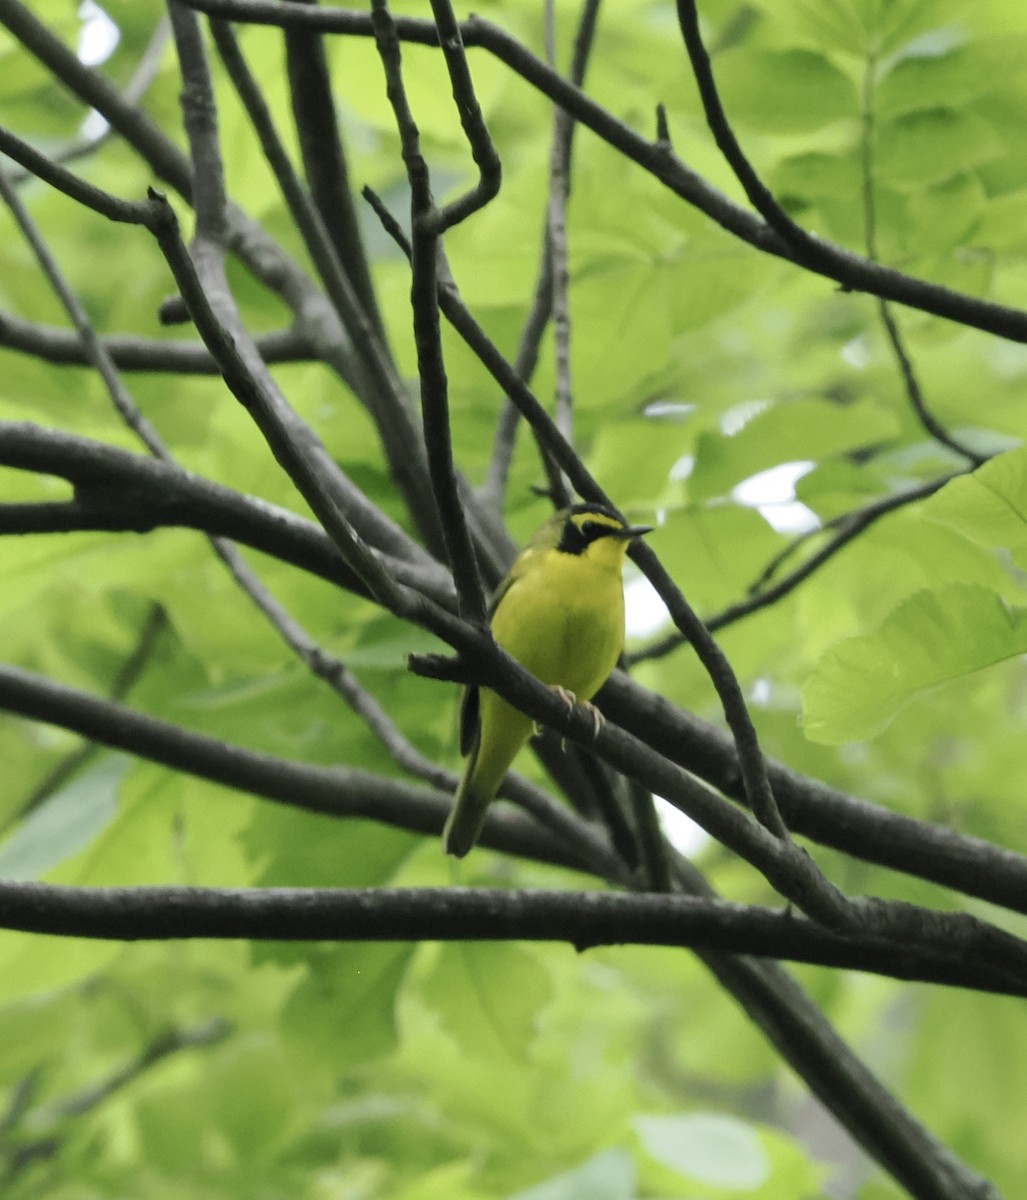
[443,502,653,857]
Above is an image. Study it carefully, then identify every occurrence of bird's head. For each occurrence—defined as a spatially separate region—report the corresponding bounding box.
[535,503,654,567]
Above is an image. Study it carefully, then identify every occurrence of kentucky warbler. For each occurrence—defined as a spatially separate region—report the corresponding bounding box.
[442,503,653,857]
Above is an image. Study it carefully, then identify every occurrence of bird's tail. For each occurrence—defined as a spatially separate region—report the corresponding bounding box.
[442,741,493,858]
[442,699,533,857]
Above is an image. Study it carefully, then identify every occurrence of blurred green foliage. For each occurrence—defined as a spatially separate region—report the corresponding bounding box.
[1,0,1026,1196]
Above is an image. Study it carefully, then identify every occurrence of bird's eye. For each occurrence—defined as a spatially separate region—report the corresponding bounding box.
[581,519,619,542]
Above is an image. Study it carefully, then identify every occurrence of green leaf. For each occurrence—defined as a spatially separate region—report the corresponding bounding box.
[510,1149,635,1200]
[802,583,1027,743]
[771,149,862,203]
[689,397,900,502]
[279,942,414,1069]
[634,1112,770,1189]
[0,756,126,881]
[648,504,782,617]
[206,1035,300,1163]
[876,35,1024,117]
[422,942,552,1060]
[921,445,1027,570]
[715,49,857,133]
[875,108,1000,186]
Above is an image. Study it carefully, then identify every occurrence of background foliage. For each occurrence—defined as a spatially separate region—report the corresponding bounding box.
[1,0,1026,1196]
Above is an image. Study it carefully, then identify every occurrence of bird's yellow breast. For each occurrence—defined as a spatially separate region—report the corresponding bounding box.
[489,540,627,701]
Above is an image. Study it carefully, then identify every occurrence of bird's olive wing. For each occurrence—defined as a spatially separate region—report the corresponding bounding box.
[458,564,524,755]
[487,570,517,618]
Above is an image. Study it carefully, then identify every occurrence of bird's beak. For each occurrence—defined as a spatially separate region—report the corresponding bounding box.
[621,523,654,540]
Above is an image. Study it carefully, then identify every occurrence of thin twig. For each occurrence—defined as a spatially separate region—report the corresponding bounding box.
[544,0,574,449]
[0,312,313,372]
[857,52,984,466]
[482,0,601,510]
[629,474,959,663]
[282,0,387,338]
[427,0,502,232]
[369,0,486,623]
[5,15,171,185]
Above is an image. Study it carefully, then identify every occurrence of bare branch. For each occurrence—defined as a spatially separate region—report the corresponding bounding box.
[0,662,594,872]
[544,0,574,449]
[0,125,155,225]
[0,422,450,601]
[370,0,486,623]
[281,0,386,339]
[425,0,502,232]
[0,312,313,373]
[0,882,1020,996]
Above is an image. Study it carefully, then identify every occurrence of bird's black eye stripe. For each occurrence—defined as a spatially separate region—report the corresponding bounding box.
[558,517,620,554]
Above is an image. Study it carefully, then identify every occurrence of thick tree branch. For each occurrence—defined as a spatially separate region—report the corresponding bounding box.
[0,421,450,596]
[0,883,1019,995]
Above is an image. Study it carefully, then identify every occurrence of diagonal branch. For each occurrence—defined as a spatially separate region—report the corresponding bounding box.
[598,671,1027,917]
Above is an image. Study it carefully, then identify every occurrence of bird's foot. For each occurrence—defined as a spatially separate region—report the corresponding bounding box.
[581,701,605,742]
[533,686,577,738]
[533,688,604,747]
